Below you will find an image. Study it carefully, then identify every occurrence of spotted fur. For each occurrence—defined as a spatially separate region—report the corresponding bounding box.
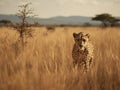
[72,32,94,72]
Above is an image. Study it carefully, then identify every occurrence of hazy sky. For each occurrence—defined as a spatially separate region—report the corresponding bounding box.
[0,0,120,18]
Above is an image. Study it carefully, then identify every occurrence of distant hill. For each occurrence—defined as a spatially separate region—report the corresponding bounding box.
[0,14,105,25]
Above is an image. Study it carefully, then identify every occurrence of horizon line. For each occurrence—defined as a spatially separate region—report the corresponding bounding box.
[0,13,120,19]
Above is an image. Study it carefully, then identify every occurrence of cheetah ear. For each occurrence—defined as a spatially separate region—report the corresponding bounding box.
[85,33,90,38]
[73,33,77,38]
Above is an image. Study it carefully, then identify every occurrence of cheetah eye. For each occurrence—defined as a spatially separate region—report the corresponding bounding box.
[83,39,86,42]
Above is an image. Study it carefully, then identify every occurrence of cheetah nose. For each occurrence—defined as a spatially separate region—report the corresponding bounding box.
[80,45,83,47]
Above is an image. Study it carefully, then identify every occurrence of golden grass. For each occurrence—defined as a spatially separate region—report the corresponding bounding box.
[0,27,120,90]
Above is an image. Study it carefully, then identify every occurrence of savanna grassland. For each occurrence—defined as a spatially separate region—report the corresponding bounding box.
[0,27,120,90]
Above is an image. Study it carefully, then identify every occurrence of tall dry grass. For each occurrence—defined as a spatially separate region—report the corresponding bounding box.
[0,27,120,90]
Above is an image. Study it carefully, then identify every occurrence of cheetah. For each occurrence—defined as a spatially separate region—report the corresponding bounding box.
[72,32,94,72]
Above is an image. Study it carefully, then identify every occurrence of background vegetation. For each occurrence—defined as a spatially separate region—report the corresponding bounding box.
[0,27,120,90]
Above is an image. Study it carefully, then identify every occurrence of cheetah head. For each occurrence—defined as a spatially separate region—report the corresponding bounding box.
[73,32,90,50]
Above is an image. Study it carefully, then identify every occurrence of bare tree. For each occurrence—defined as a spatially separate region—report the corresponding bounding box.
[15,2,34,48]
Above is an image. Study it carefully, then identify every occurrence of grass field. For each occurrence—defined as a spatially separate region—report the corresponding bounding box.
[0,27,120,90]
